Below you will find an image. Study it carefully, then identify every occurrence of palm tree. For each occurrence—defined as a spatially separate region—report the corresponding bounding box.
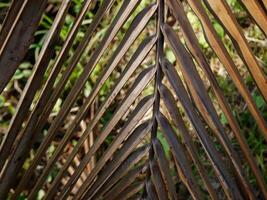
[0,0,266,199]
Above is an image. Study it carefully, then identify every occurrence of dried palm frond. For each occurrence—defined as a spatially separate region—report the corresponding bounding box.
[0,0,266,199]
